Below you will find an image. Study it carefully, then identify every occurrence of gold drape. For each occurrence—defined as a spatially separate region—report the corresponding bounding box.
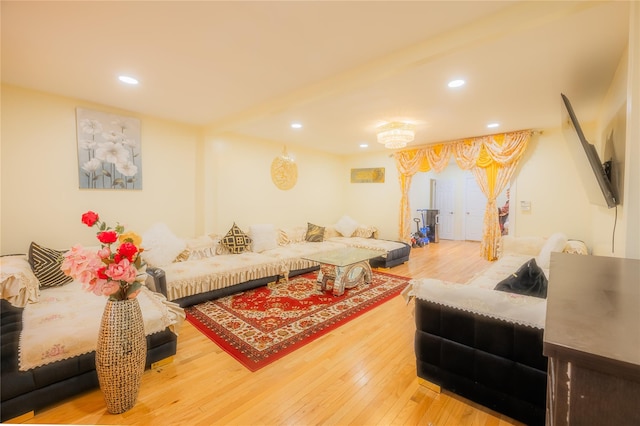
[425,144,452,173]
[394,149,430,240]
[454,138,483,170]
[394,130,531,260]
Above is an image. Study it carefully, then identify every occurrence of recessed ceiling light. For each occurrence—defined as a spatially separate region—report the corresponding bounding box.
[359,143,369,148]
[448,79,465,88]
[291,122,302,129]
[118,75,139,85]
[487,123,500,128]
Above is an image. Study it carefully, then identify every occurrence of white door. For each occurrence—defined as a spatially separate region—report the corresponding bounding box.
[433,179,455,240]
[464,175,486,241]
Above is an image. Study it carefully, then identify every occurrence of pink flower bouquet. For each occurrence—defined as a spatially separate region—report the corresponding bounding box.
[61,211,146,300]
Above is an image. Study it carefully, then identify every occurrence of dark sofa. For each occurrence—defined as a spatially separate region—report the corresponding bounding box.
[414,298,547,426]
[0,299,178,422]
[370,241,411,268]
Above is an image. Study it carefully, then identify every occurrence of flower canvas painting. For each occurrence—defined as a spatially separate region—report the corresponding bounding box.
[76,108,142,189]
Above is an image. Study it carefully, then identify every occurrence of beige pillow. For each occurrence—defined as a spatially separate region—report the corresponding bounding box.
[140,223,187,267]
[563,240,589,255]
[324,226,339,239]
[249,224,278,253]
[1,255,41,307]
[536,233,568,269]
[278,226,308,245]
[334,215,360,237]
[352,225,377,239]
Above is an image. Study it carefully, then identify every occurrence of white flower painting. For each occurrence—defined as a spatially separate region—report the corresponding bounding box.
[76,108,142,189]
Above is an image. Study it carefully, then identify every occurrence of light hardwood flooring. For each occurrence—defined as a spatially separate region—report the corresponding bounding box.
[20,240,526,426]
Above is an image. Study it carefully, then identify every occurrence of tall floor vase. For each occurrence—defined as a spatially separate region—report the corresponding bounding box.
[95,298,147,414]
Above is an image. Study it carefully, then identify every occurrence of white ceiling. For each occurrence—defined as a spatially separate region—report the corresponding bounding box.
[1,1,630,155]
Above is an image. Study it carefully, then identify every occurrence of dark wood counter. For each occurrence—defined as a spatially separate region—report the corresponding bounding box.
[543,253,640,425]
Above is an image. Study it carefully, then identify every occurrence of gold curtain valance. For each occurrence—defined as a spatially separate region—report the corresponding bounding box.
[393,130,532,260]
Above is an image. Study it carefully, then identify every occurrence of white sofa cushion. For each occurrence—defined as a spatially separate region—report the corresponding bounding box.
[500,235,546,257]
[141,223,187,267]
[467,254,538,289]
[334,215,360,237]
[536,233,568,270]
[249,224,278,253]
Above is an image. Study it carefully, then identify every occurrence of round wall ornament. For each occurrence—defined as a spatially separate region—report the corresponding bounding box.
[271,147,298,190]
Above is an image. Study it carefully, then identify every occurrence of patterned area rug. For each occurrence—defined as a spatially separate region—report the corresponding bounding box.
[185,270,409,371]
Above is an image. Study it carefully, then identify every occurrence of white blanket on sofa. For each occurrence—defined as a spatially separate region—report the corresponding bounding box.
[407,278,547,329]
[19,281,184,371]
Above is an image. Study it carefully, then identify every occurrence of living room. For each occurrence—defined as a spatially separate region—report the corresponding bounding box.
[1,2,638,258]
[1,1,639,425]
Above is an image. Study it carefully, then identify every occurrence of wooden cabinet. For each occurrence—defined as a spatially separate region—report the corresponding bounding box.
[543,253,640,425]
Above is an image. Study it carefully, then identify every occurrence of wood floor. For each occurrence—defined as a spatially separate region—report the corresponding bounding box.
[21,240,526,426]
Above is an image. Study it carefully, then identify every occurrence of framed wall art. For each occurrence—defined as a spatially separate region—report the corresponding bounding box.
[350,167,385,183]
[76,108,142,190]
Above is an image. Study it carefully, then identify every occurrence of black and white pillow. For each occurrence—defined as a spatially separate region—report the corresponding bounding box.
[28,242,73,288]
[221,223,252,254]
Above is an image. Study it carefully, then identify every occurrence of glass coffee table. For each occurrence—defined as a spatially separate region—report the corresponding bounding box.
[302,247,383,296]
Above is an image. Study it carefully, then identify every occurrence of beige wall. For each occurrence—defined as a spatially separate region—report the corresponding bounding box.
[511,130,594,244]
[626,2,640,259]
[0,85,201,254]
[591,49,629,256]
[342,152,400,241]
[3,29,638,257]
[200,132,346,236]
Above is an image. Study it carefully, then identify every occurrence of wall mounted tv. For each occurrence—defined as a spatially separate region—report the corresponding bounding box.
[561,93,619,208]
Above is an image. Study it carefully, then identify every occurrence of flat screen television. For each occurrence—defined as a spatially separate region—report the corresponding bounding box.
[561,93,619,208]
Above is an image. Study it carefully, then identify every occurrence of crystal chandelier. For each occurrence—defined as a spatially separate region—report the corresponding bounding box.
[376,122,415,149]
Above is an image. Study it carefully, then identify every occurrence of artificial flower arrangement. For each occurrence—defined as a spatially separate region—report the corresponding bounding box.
[61,211,146,300]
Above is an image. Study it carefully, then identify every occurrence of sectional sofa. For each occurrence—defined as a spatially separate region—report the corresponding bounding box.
[0,254,184,423]
[142,219,411,307]
[405,233,587,426]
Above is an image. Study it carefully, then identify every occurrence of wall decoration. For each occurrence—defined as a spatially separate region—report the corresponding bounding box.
[271,147,297,190]
[351,167,385,183]
[76,108,142,190]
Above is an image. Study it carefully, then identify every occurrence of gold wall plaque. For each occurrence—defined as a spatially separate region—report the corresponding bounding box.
[350,167,385,183]
[271,149,298,190]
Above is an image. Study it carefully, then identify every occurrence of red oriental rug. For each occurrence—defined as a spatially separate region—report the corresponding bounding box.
[185,270,409,371]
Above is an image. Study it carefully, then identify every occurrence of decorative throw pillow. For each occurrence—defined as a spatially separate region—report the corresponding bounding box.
[173,249,191,262]
[28,242,73,288]
[536,232,568,270]
[494,258,548,299]
[249,224,278,253]
[179,235,218,260]
[140,223,187,267]
[278,226,307,245]
[353,225,377,238]
[563,240,589,255]
[221,223,252,254]
[305,222,325,242]
[1,255,41,306]
[323,226,339,239]
[334,215,360,237]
